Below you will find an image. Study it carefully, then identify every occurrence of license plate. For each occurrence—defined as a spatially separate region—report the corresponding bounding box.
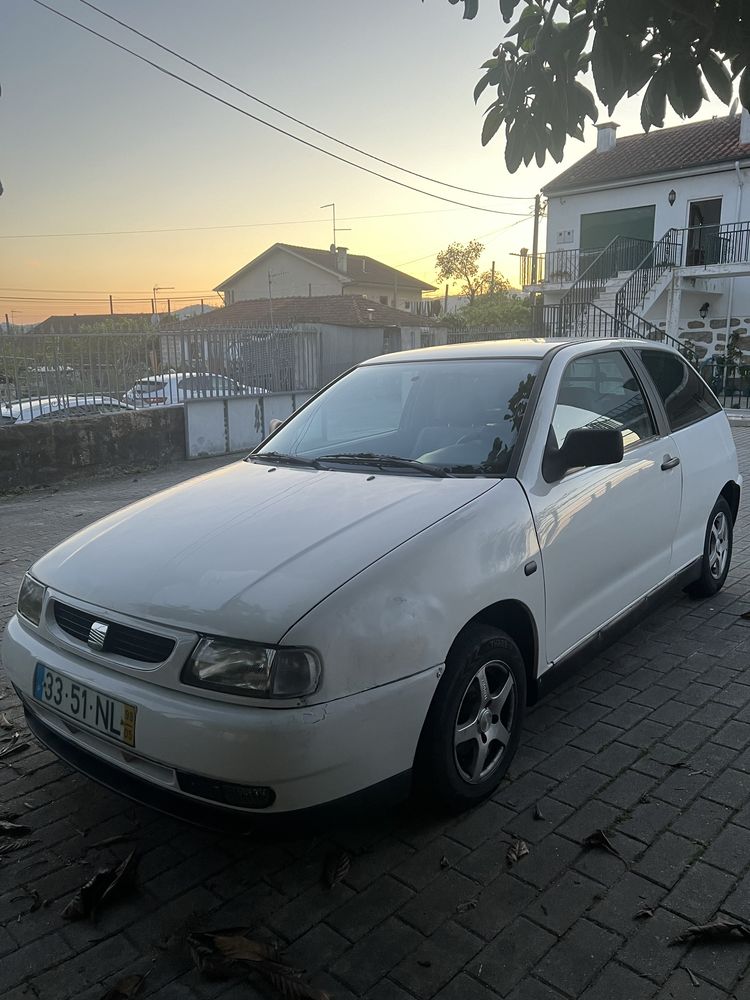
[33,663,137,747]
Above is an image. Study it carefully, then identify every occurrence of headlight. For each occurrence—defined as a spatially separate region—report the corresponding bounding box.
[182,638,321,698]
[17,574,45,627]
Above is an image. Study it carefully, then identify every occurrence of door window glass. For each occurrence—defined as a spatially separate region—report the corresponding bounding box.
[552,350,655,450]
[638,349,720,431]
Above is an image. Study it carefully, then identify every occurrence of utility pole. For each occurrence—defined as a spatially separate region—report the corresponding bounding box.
[268,269,274,325]
[444,283,449,314]
[490,261,496,295]
[4,313,10,335]
[531,194,541,286]
[109,294,114,315]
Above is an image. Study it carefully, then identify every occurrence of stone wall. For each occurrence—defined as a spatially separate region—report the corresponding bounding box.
[654,316,750,360]
[0,407,185,493]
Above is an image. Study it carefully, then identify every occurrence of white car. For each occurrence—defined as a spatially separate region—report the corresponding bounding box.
[0,395,133,425]
[2,339,740,821]
[123,373,267,406]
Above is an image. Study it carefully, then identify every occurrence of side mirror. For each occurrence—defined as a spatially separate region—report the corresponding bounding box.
[543,427,624,482]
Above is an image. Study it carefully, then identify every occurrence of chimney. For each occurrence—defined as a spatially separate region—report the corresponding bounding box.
[741,108,750,145]
[596,121,618,153]
[336,246,348,274]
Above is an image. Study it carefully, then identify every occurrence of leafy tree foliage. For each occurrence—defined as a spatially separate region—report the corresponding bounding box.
[446,290,531,329]
[436,240,485,302]
[444,0,749,172]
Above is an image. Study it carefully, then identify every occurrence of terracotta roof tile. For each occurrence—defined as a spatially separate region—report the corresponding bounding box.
[544,115,750,195]
[178,295,438,328]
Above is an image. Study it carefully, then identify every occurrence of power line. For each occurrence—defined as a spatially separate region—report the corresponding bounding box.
[78,0,531,203]
[29,0,525,216]
[396,213,534,269]
[0,206,462,241]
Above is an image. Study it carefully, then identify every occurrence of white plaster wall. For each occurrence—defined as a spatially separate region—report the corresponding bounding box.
[221,248,343,302]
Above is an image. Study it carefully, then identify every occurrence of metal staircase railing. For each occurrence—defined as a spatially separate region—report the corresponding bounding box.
[614,229,684,323]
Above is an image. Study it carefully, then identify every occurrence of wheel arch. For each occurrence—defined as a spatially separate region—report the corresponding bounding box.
[457,599,540,706]
[721,480,741,524]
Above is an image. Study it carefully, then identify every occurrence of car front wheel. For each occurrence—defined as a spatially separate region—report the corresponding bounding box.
[416,624,526,811]
[688,496,733,598]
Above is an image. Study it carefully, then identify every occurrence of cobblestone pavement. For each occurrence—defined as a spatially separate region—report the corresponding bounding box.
[3,437,750,1000]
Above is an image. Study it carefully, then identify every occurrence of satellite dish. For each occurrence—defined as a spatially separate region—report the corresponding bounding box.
[730,98,739,117]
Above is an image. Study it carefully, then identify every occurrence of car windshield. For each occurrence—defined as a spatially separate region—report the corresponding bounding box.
[254,358,539,476]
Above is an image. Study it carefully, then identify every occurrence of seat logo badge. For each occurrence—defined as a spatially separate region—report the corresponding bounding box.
[88,621,108,651]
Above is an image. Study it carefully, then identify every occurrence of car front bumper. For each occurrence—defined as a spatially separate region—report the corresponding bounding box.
[2,614,440,817]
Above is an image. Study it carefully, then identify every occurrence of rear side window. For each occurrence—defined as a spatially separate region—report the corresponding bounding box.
[638,350,720,431]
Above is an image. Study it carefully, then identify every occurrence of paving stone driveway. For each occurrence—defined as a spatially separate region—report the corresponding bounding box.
[3,436,750,1000]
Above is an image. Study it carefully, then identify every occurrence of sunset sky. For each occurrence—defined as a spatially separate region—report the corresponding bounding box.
[2,0,732,325]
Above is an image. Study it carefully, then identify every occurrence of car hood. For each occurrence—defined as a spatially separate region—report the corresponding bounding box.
[32,460,498,641]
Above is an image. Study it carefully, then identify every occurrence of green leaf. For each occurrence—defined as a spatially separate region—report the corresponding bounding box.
[701,52,733,104]
[505,119,526,172]
[499,0,519,21]
[642,69,668,129]
[591,27,624,111]
[463,0,479,19]
[481,103,505,146]
[474,73,492,103]
[669,59,705,118]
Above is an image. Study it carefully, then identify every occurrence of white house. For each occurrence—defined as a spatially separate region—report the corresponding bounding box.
[523,112,750,358]
[214,243,436,314]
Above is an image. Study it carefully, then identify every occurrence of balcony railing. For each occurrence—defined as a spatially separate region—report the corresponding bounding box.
[519,247,605,288]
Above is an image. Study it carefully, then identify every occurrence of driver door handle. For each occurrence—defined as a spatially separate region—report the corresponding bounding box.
[661,455,680,471]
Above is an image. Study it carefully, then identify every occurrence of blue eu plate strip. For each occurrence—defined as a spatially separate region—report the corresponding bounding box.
[33,663,45,700]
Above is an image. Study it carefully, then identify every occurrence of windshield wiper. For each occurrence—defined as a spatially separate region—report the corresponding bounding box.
[316,453,451,478]
[249,451,321,469]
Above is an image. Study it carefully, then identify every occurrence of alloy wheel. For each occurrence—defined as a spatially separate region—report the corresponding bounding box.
[709,510,729,580]
[453,659,517,784]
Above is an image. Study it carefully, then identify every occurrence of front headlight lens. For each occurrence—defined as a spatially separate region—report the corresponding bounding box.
[17,574,45,626]
[183,638,321,698]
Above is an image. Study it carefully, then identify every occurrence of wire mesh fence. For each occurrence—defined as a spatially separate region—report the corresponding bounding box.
[0,326,321,423]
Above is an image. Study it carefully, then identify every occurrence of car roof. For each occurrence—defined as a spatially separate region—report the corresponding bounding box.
[2,395,121,416]
[360,337,671,365]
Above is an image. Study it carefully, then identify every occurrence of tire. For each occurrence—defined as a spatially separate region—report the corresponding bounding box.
[688,496,733,598]
[415,624,526,812]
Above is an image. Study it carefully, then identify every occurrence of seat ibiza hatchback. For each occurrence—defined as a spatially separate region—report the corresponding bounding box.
[3,338,740,820]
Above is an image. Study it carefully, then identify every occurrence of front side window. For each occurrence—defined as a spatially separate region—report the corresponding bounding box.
[638,349,720,431]
[552,350,655,450]
[255,358,540,476]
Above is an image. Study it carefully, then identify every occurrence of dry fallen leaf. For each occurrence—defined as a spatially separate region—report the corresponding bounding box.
[100,974,147,1000]
[456,899,478,914]
[0,820,31,837]
[634,906,654,920]
[507,839,529,866]
[256,965,331,1000]
[685,968,700,988]
[533,803,545,822]
[0,713,12,730]
[417,960,432,968]
[440,855,450,869]
[323,850,351,889]
[0,838,37,857]
[62,849,138,921]
[188,928,277,979]
[671,919,750,946]
[0,736,29,760]
[582,829,621,859]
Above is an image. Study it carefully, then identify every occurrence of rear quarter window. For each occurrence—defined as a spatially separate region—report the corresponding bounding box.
[638,349,720,431]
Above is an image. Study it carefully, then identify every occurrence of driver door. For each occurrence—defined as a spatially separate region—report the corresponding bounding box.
[519,349,682,665]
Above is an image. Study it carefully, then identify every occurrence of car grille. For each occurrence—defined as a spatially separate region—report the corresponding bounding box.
[53,601,175,664]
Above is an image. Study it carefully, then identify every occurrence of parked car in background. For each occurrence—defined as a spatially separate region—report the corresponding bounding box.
[123,372,268,406]
[3,338,740,823]
[0,395,134,425]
